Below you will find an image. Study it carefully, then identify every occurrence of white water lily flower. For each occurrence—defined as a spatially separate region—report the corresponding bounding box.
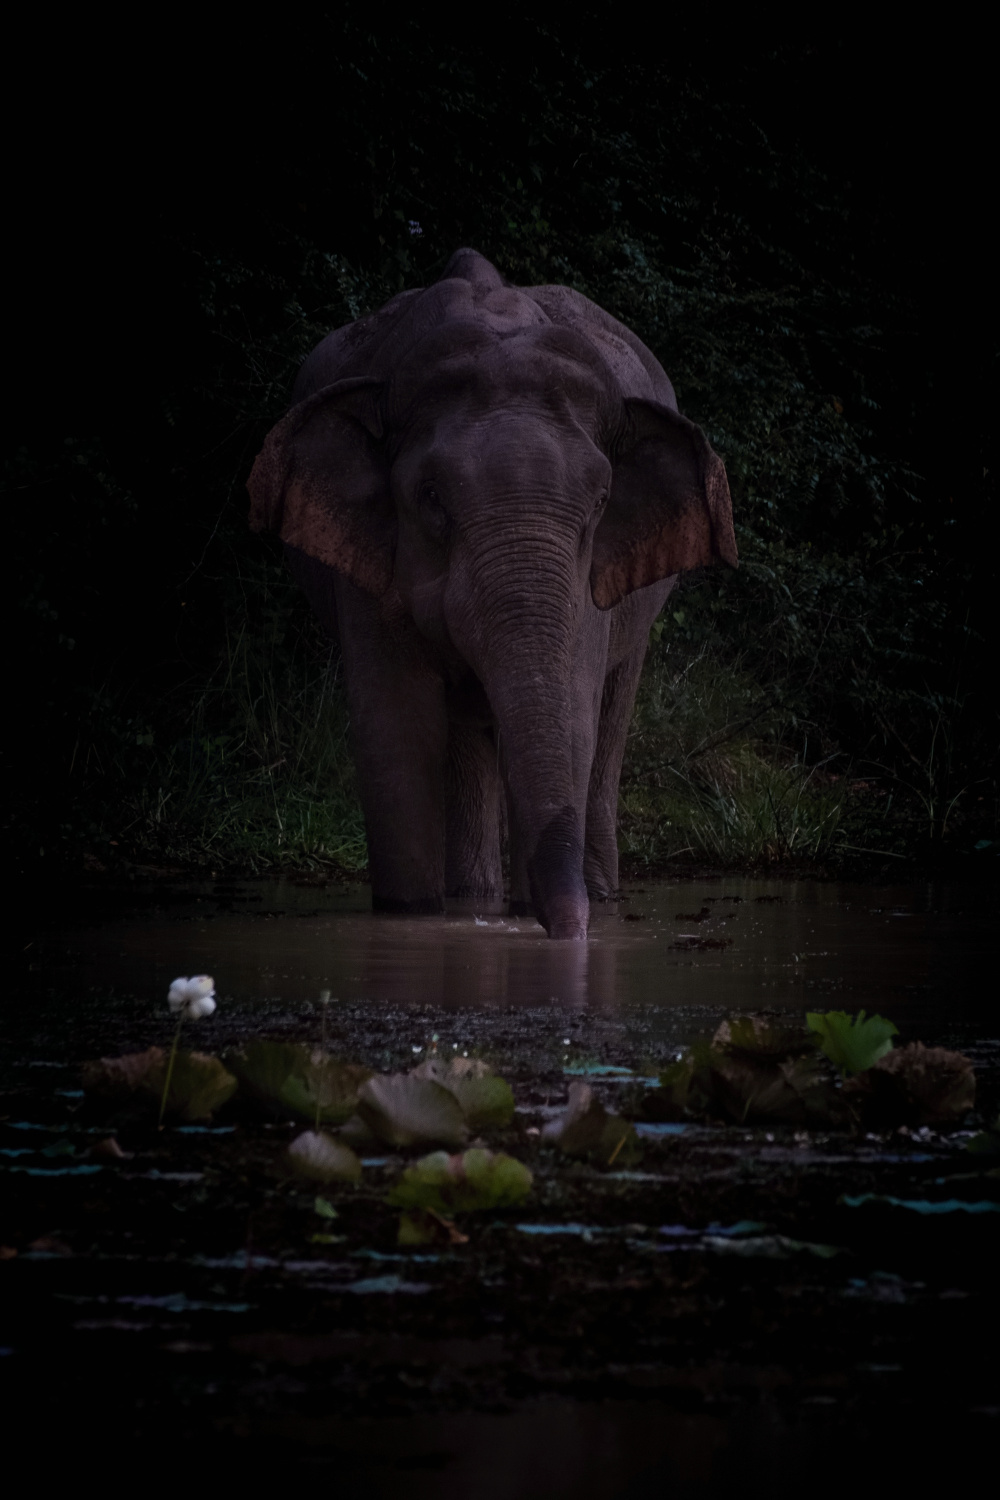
[186,995,217,1019]
[168,975,216,1017]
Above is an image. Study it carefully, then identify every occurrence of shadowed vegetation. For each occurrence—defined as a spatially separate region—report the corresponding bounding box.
[9,14,995,879]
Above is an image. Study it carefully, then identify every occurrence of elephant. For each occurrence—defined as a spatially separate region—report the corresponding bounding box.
[248,249,737,939]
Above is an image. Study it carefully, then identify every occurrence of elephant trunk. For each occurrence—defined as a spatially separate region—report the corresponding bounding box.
[457,526,590,940]
[492,685,590,939]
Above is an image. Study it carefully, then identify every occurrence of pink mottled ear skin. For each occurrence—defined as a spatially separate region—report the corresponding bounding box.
[247,377,394,596]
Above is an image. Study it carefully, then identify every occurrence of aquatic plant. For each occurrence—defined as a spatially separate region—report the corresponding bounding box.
[287,1130,362,1184]
[844,1042,976,1125]
[160,975,218,1128]
[357,1073,468,1149]
[81,1046,237,1123]
[410,1056,515,1129]
[806,1009,898,1076]
[542,1082,638,1165]
[388,1149,533,1217]
[228,1040,372,1126]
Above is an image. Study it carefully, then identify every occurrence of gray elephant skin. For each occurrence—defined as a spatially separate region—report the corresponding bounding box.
[248,249,737,939]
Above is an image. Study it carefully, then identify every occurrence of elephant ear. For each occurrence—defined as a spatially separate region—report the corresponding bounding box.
[247,377,393,595]
[592,398,737,609]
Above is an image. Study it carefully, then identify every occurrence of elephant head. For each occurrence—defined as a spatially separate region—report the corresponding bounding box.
[248,255,736,937]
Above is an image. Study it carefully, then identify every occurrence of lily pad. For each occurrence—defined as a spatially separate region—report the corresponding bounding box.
[357,1073,468,1149]
[81,1048,237,1122]
[845,1042,975,1125]
[806,1009,898,1075]
[387,1148,533,1215]
[541,1082,638,1165]
[708,1050,841,1126]
[412,1056,515,1129]
[287,1130,362,1184]
[229,1041,372,1124]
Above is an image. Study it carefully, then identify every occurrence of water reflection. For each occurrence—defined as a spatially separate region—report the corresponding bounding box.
[40,877,994,1031]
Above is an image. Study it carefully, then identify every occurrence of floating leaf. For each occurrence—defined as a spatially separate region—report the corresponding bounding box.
[387,1148,532,1215]
[845,1042,975,1125]
[357,1074,467,1149]
[806,1009,898,1075]
[81,1048,236,1122]
[229,1041,372,1124]
[154,1052,238,1122]
[411,1057,515,1129]
[287,1130,362,1184]
[313,1196,338,1219]
[541,1082,638,1164]
[708,1050,841,1126]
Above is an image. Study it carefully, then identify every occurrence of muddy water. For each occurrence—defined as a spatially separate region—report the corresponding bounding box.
[10,875,1000,1489]
[36,876,995,1041]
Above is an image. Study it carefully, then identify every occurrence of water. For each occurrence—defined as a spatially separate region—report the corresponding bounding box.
[9,873,999,1486]
[32,876,996,1039]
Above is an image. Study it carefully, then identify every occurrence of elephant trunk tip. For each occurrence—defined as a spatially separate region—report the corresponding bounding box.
[543,893,590,942]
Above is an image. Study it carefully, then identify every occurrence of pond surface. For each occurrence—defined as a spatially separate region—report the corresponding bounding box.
[6,875,999,1492]
[29,874,998,1049]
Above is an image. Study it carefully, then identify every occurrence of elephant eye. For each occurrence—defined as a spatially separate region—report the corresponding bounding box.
[418,483,451,541]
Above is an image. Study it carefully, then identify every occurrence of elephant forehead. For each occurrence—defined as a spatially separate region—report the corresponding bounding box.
[390,322,614,432]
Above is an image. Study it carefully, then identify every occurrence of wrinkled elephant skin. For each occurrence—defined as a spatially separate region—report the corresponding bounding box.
[248,250,736,938]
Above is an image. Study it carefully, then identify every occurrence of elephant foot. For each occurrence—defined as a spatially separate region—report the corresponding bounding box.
[586,885,620,903]
[372,894,445,914]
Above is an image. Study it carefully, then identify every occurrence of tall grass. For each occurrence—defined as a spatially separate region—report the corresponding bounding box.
[107,596,367,872]
[618,633,847,868]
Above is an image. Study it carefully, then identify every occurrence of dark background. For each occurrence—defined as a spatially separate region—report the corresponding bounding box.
[7,13,996,875]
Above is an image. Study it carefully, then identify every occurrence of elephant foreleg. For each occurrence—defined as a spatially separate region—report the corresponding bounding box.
[444,722,503,899]
[585,641,648,899]
[335,581,449,912]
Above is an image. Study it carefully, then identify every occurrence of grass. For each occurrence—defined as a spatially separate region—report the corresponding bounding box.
[103,599,368,873]
[617,636,847,868]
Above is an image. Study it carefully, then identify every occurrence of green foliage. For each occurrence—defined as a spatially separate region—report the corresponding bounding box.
[806,1010,899,1076]
[356,1073,469,1149]
[387,1149,533,1215]
[411,1057,515,1129]
[228,1042,372,1125]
